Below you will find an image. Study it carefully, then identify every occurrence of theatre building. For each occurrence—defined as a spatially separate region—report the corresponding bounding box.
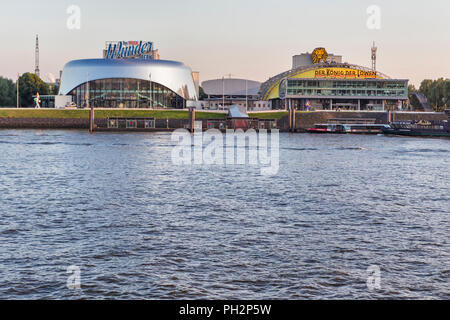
[58,41,198,109]
[260,48,409,111]
[200,78,264,110]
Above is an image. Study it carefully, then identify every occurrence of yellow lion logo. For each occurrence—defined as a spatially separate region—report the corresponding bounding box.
[312,48,328,64]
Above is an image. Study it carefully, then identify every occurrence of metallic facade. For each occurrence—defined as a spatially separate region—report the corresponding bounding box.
[59,59,198,104]
[202,78,261,96]
[69,78,186,109]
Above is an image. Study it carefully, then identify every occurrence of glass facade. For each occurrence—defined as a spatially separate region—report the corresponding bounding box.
[286,79,408,98]
[69,78,186,109]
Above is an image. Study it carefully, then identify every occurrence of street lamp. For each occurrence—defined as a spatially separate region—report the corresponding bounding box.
[222,76,225,110]
[246,79,248,111]
[86,72,89,109]
[149,73,152,108]
[16,73,19,108]
[87,72,94,134]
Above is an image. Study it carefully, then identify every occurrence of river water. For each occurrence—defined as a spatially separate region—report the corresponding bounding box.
[0,130,448,299]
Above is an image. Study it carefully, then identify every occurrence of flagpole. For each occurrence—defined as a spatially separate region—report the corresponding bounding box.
[16,73,19,108]
[87,73,94,134]
[246,79,248,111]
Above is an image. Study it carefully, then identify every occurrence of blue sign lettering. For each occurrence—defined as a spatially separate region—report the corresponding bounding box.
[105,41,153,59]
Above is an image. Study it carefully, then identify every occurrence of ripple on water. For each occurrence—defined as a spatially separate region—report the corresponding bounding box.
[0,130,448,299]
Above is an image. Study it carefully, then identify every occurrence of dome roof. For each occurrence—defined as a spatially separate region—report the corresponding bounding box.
[59,59,197,100]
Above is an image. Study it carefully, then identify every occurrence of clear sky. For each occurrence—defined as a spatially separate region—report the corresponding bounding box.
[0,0,449,87]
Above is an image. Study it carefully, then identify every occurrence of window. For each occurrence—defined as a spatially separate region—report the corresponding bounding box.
[108,119,118,128]
[70,78,185,109]
[126,120,137,128]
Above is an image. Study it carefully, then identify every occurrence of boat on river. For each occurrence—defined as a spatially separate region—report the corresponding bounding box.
[307,123,389,134]
[382,120,450,137]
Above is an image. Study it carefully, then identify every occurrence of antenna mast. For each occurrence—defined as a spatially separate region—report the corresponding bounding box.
[35,35,40,77]
[371,41,377,72]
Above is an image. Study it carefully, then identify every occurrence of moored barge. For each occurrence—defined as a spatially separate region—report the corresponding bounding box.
[382,120,450,137]
[307,123,389,134]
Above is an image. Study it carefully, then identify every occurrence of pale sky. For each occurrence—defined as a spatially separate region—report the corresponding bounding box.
[0,0,449,87]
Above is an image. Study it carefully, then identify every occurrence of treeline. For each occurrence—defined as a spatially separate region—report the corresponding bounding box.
[0,73,59,108]
[1,73,448,111]
[409,78,450,112]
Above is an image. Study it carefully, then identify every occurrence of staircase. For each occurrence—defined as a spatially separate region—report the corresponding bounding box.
[412,93,433,112]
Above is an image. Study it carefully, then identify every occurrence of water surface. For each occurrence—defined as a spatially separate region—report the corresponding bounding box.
[0,130,448,299]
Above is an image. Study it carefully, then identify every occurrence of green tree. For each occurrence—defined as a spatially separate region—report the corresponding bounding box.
[408,84,417,93]
[428,78,447,111]
[419,79,433,98]
[407,84,418,110]
[18,73,50,107]
[417,78,450,111]
[199,86,207,100]
[445,80,450,108]
[51,83,60,95]
[0,77,16,107]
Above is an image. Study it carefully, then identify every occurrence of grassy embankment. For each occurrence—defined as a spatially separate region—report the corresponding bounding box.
[0,109,224,120]
[248,111,288,119]
[0,109,289,120]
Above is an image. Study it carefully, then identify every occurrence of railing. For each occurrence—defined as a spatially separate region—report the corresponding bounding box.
[106,117,156,129]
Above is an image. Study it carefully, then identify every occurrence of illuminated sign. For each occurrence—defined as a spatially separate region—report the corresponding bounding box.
[104,41,153,59]
[312,47,328,64]
[314,68,377,79]
[263,67,382,100]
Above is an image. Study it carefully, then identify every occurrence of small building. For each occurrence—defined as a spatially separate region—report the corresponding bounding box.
[205,105,276,131]
[201,78,262,110]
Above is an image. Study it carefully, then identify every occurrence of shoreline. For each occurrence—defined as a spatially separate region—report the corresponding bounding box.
[0,109,447,131]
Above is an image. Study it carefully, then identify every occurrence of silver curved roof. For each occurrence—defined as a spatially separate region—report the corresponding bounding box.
[202,78,261,96]
[59,59,198,100]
